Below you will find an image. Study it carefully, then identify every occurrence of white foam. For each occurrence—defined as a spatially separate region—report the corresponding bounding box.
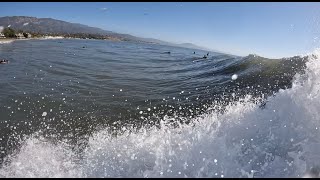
[1,50,320,177]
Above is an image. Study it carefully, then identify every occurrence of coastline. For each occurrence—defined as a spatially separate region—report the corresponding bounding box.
[0,38,15,44]
[0,37,65,44]
[0,36,150,45]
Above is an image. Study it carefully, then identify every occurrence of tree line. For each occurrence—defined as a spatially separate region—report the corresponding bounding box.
[1,27,130,41]
[2,27,30,38]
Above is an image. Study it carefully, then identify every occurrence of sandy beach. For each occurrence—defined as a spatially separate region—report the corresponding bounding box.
[0,38,15,44]
[0,37,63,44]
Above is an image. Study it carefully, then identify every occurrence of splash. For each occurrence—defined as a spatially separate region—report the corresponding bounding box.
[1,51,320,178]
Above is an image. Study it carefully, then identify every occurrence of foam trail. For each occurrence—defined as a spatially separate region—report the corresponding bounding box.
[1,51,320,178]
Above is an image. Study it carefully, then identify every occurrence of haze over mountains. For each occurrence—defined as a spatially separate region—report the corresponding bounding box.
[0,16,213,51]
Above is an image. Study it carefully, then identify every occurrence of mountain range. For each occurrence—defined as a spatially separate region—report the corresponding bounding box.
[0,16,213,51]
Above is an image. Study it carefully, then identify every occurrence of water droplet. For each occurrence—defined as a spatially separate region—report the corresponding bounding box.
[42,112,47,117]
[231,74,238,80]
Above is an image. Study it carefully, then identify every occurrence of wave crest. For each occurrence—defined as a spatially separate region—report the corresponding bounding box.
[1,50,320,177]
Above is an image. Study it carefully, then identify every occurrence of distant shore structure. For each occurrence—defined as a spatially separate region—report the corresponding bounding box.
[0,33,5,39]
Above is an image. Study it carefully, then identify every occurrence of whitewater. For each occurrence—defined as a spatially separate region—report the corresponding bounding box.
[0,46,319,178]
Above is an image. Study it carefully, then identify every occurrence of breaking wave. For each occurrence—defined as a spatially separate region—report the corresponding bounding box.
[1,48,320,178]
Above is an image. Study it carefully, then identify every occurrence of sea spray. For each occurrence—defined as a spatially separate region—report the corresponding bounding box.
[0,41,320,178]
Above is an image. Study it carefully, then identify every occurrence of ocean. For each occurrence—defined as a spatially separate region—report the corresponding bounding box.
[0,38,319,177]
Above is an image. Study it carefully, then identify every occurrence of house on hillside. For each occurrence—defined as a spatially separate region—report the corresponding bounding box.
[0,33,5,38]
[26,33,32,38]
[15,33,25,39]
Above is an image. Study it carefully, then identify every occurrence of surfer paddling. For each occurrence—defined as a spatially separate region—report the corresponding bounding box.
[0,59,9,64]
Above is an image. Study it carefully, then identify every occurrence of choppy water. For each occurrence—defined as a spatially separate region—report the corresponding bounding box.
[0,39,319,177]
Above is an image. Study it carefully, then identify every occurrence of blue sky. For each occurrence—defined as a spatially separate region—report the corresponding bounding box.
[0,2,319,58]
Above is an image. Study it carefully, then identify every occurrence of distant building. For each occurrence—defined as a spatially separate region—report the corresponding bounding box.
[26,33,32,38]
[15,33,25,39]
[0,33,5,38]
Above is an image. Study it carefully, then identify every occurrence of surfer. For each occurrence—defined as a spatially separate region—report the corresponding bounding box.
[203,55,207,59]
[193,52,196,54]
[0,59,9,64]
[162,51,171,54]
[207,52,209,56]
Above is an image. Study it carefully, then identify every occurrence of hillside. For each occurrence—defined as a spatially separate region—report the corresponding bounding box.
[0,16,214,52]
[0,16,113,35]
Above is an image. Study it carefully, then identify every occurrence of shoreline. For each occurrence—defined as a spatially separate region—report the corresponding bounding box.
[0,37,65,44]
[0,38,15,44]
[0,36,154,45]
[0,37,133,45]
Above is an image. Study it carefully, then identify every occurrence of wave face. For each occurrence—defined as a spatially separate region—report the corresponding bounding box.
[0,39,319,177]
